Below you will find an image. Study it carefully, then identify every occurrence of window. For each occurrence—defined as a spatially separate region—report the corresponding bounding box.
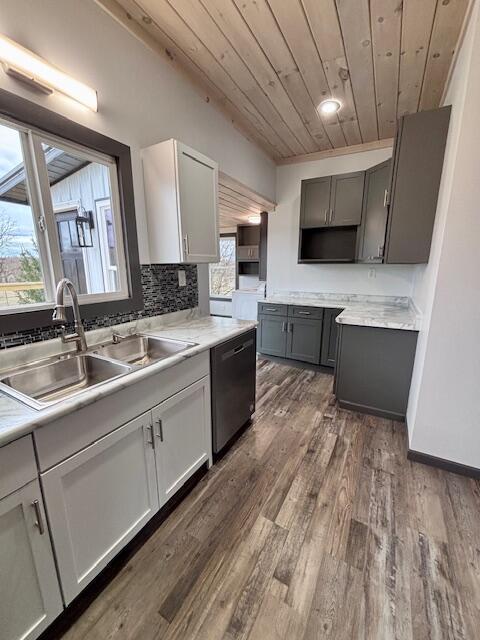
[0,118,128,314]
[209,235,236,299]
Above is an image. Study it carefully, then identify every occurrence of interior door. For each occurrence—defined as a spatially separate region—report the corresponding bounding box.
[286,318,322,364]
[177,143,219,263]
[152,378,211,506]
[41,412,159,604]
[0,480,63,640]
[330,171,365,226]
[300,177,331,227]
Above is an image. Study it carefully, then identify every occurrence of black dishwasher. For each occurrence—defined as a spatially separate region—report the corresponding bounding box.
[210,328,256,457]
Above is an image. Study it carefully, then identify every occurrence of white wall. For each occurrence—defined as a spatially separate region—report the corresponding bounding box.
[0,0,276,264]
[268,148,417,297]
[406,1,480,468]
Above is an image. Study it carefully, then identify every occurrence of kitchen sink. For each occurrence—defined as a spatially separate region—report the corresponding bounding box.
[0,353,132,409]
[93,334,196,367]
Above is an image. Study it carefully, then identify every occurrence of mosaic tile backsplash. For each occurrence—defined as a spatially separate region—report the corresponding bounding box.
[0,264,198,349]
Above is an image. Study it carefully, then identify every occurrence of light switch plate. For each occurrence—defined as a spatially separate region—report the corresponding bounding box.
[178,269,187,287]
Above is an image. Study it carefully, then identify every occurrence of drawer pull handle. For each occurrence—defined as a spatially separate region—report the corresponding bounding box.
[155,419,164,442]
[282,321,287,332]
[146,424,155,448]
[265,307,277,311]
[298,311,311,315]
[31,500,45,535]
[234,345,245,354]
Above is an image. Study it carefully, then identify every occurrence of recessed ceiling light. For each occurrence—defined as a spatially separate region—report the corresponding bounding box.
[248,215,261,224]
[318,99,341,115]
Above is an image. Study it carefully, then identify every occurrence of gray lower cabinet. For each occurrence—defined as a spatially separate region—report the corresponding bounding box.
[335,324,418,420]
[286,317,323,364]
[257,315,287,357]
[320,308,343,367]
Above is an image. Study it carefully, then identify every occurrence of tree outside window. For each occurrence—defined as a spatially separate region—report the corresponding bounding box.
[209,235,236,298]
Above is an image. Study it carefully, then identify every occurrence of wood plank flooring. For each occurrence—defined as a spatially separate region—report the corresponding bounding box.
[62,359,480,640]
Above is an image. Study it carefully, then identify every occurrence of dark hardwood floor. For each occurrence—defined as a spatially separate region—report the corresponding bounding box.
[62,359,480,640]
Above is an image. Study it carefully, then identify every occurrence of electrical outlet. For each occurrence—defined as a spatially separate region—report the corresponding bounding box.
[178,269,186,287]
[368,268,376,279]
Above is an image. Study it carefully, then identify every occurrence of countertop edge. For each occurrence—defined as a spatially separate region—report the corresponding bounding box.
[0,321,257,449]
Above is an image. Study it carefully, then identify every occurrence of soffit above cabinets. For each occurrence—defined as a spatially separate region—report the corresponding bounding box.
[96,0,470,163]
[218,171,276,229]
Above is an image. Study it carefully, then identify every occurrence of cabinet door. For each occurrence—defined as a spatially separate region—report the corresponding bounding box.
[320,308,343,367]
[286,317,323,364]
[177,142,219,263]
[42,412,159,604]
[152,377,212,506]
[357,161,390,262]
[257,315,288,357]
[0,480,63,640]
[300,177,331,227]
[330,171,365,226]
[385,107,451,263]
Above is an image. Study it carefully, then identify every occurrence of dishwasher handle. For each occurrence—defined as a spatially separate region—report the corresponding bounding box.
[221,337,254,361]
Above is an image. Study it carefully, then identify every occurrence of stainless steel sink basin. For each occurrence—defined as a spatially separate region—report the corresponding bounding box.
[93,334,196,367]
[0,353,132,409]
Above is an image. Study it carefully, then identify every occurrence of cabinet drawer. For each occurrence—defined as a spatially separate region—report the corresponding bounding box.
[0,435,37,500]
[258,302,288,316]
[288,305,323,320]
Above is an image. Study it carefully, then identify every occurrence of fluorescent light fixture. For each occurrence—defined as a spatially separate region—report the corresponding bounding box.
[248,215,261,224]
[318,99,341,115]
[0,34,98,111]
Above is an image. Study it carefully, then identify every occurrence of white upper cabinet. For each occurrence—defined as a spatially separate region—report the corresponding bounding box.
[142,139,219,264]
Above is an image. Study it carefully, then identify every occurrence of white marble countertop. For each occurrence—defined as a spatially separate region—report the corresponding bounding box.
[262,292,421,331]
[0,310,256,448]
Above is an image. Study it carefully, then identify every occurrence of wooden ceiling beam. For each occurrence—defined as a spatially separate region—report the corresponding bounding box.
[277,138,393,166]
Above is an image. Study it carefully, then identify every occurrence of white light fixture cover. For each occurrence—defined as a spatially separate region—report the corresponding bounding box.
[0,34,98,111]
[248,215,261,224]
[318,99,341,115]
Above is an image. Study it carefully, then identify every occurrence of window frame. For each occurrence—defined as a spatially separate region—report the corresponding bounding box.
[208,232,236,301]
[0,88,142,334]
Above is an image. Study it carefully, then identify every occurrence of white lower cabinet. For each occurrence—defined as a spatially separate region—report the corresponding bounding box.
[41,412,159,604]
[152,376,212,506]
[0,479,63,640]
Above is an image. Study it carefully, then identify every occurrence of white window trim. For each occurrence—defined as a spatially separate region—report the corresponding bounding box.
[0,116,130,314]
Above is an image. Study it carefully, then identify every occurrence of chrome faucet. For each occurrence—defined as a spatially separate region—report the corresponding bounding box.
[52,278,87,352]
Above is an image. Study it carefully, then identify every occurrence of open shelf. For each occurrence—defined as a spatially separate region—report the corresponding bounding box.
[299,226,357,262]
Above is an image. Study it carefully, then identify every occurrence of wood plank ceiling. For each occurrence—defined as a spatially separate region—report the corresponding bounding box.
[97,0,470,162]
[218,171,276,229]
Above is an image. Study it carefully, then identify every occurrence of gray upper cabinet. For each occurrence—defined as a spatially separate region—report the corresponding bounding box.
[300,176,331,227]
[385,107,451,264]
[300,172,365,229]
[357,160,390,263]
[329,171,365,226]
